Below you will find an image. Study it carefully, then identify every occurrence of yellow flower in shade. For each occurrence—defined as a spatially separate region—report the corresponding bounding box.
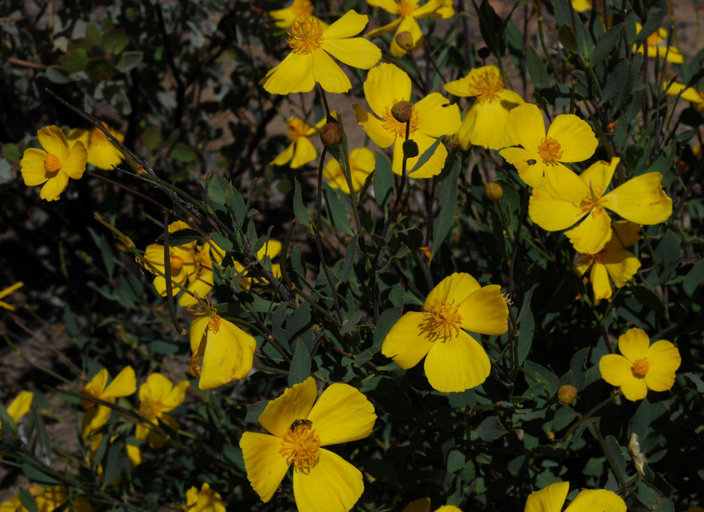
[144,221,199,297]
[189,310,257,390]
[68,122,125,170]
[136,373,189,448]
[179,240,226,308]
[0,494,22,511]
[185,483,227,512]
[381,272,508,392]
[443,65,524,150]
[234,239,283,289]
[402,498,461,512]
[354,63,461,178]
[0,282,23,311]
[270,0,324,29]
[20,125,87,201]
[664,81,704,112]
[324,147,375,193]
[528,157,672,254]
[25,484,94,512]
[272,116,327,168]
[262,10,381,94]
[634,23,683,64]
[571,0,592,12]
[1,391,33,438]
[599,327,681,401]
[499,103,598,188]
[525,481,625,512]
[240,377,376,512]
[366,0,452,57]
[575,221,641,305]
[80,366,136,439]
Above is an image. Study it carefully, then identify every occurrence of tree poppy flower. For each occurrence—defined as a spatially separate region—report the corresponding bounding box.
[354,63,461,178]
[143,221,199,297]
[271,116,326,168]
[443,65,524,150]
[68,122,124,170]
[136,373,189,448]
[528,157,672,254]
[323,147,375,193]
[262,10,381,94]
[525,481,626,512]
[80,366,136,438]
[240,377,375,512]
[20,125,87,201]
[185,483,226,512]
[381,272,508,392]
[179,240,226,307]
[499,103,597,188]
[599,328,681,401]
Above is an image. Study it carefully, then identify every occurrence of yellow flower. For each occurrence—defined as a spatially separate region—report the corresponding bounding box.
[528,157,672,254]
[354,63,461,178]
[634,22,683,63]
[0,494,22,511]
[20,125,87,201]
[381,272,508,392]
[68,122,125,170]
[271,116,326,168]
[1,390,33,438]
[185,483,227,512]
[525,481,625,512]
[664,81,704,112]
[136,373,189,448]
[179,240,226,307]
[189,310,257,390]
[144,221,199,298]
[499,103,598,188]
[240,377,376,512]
[575,221,641,305]
[0,282,23,312]
[323,147,375,193]
[262,10,381,94]
[27,484,94,512]
[599,327,681,401]
[80,366,136,438]
[443,65,524,150]
[234,239,283,290]
[571,0,592,12]
[366,0,452,57]
[402,498,461,512]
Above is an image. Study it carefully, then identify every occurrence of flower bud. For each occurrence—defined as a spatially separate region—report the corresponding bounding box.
[320,122,342,147]
[557,384,578,405]
[391,101,413,123]
[484,182,503,201]
[395,31,414,51]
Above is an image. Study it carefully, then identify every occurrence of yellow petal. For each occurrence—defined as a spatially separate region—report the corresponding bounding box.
[350,147,375,174]
[617,327,650,362]
[498,146,544,188]
[425,273,481,306]
[444,76,472,97]
[292,448,363,512]
[397,132,448,178]
[323,9,369,39]
[648,44,684,63]
[579,158,618,197]
[524,481,569,512]
[163,380,189,411]
[456,100,514,150]
[602,173,672,224]
[20,148,49,186]
[414,93,461,137]
[190,314,210,353]
[87,139,122,170]
[365,17,402,38]
[529,187,585,231]
[354,105,395,148]
[240,431,290,502]
[259,377,318,438]
[505,103,546,154]
[291,138,318,168]
[402,498,431,512]
[619,374,649,401]
[199,319,257,389]
[64,141,87,179]
[40,172,69,201]
[270,7,297,28]
[37,125,69,160]
[84,368,109,399]
[366,0,399,14]
[423,332,490,392]
[603,249,640,288]
[381,311,434,369]
[546,114,597,162]
[322,37,381,70]
[457,285,508,335]
[644,340,681,392]
[665,82,704,106]
[599,354,631,386]
[307,383,376,446]
[604,221,640,250]
[179,270,215,307]
[126,443,142,467]
[258,239,283,260]
[565,208,613,255]
[271,142,295,166]
[311,49,351,94]
[564,489,626,512]
[81,405,112,438]
[103,366,137,399]
[262,52,315,95]
[364,63,411,118]
[590,262,613,305]
[6,391,33,422]
[435,507,462,512]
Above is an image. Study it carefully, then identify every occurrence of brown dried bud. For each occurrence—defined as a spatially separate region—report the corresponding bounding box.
[484,182,503,201]
[557,384,578,405]
[320,121,342,146]
[395,31,414,51]
[391,101,413,123]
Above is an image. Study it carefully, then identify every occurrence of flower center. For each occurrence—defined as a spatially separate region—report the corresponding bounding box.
[538,137,563,164]
[419,298,462,343]
[170,254,184,272]
[287,17,324,54]
[279,419,321,474]
[286,118,311,141]
[291,0,314,17]
[382,99,419,138]
[208,313,221,333]
[468,70,504,102]
[398,0,419,17]
[44,154,62,174]
[632,358,650,378]
[578,182,605,213]
[140,397,164,422]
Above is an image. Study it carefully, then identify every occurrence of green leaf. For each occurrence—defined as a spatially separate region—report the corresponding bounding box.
[85,57,113,79]
[475,0,505,56]
[373,151,393,210]
[169,143,197,162]
[293,179,312,231]
[447,450,465,473]
[18,489,37,512]
[589,23,624,66]
[289,340,311,387]
[374,309,401,351]
[87,227,116,280]
[476,416,508,442]
[1,143,21,162]
[517,307,534,365]
[59,48,88,72]
[557,25,577,53]
[526,47,550,89]
[210,232,233,252]
[148,340,179,355]
[167,228,201,246]
[102,442,123,487]
[102,29,128,54]
[21,462,63,486]
[683,260,704,296]
[431,158,459,256]
[654,231,681,283]
[45,65,72,84]
[142,126,161,150]
[324,186,352,235]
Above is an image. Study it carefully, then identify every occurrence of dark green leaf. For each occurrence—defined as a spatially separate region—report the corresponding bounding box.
[169,143,197,162]
[432,158,459,256]
[293,179,312,230]
[476,416,508,442]
[526,47,550,89]
[289,340,311,386]
[373,151,393,210]
[590,23,624,66]
[683,260,704,296]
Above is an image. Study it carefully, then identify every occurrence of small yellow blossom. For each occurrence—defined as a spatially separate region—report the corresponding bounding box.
[1,390,33,438]
[136,373,189,448]
[262,10,381,94]
[664,81,704,112]
[634,22,683,63]
[571,0,592,12]
[80,366,136,438]
[270,0,317,29]
[240,377,376,512]
[0,282,23,312]
[354,63,461,178]
[272,116,326,168]
[68,122,125,170]
[179,240,226,307]
[528,157,672,254]
[27,484,94,512]
[185,483,227,512]
[599,327,681,401]
[525,481,625,512]
[323,147,375,193]
[499,103,597,188]
[233,239,283,289]
[443,65,524,150]
[382,272,508,392]
[144,221,199,298]
[20,125,87,201]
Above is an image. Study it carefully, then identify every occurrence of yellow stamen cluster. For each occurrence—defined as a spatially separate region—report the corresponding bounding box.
[382,100,419,137]
[398,0,419,18]
[287,17,324,54]
[279,419,321,474]
[286,118,311,141]
[468,71,504,102]
[44,154,62,174]
[208,313,222,333]
[632,358,650,378]
[579,183,605,213]
[538,137,563,164]
[419,298,462,343]
[140,398,164,422]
